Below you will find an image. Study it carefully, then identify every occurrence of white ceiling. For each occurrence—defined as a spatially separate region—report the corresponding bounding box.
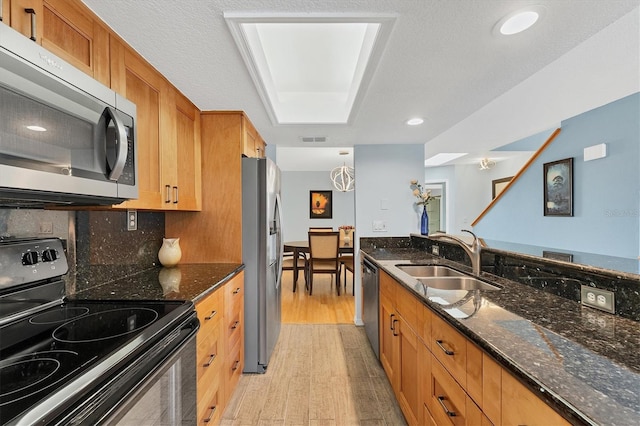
[80,1,639,171]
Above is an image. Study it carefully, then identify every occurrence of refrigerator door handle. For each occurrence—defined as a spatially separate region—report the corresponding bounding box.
[273,193,284,289]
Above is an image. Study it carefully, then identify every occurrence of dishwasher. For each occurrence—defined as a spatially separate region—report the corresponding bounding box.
[362,256,380,359]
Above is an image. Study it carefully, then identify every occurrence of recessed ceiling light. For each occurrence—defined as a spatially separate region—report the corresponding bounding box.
[26,125,47,132]
[406,118,424,126]
[495,6,545,36]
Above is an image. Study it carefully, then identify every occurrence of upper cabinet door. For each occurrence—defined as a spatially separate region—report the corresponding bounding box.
[7,0,109,86]
[171,89,202,211]
[110,37,167,210]
[9,0,43,43]
[42,0,110,85]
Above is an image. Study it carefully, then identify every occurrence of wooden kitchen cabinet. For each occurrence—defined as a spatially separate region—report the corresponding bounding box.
[379,271,421,425]
[165,111,265,262]
[380,269,570,426]
[6,0,110,85]
[110,38,201,211]
[501,369,570,426]
[196,287,224,425]
[195,270,244,425]
[242,116,266,158]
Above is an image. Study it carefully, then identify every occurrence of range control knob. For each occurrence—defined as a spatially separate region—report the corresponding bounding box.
[22,251,39,265]
[42,249,58,262]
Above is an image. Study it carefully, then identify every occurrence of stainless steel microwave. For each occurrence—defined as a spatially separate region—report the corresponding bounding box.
[0,24,137,207]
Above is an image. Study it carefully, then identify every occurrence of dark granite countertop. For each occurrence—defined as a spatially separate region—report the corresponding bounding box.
[71,263,244,304]
[361,246,640,426]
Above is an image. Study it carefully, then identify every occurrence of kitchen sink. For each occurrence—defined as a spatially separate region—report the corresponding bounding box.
[419,276,501,291]
[396,264,467,278]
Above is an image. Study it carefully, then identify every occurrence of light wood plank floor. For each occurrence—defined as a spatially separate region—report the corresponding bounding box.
[221,324,406,426]
[220,270,407,425]
[281,270,356,324]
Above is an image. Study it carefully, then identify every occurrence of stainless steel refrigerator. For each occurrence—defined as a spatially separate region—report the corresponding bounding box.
[242,157,283,373]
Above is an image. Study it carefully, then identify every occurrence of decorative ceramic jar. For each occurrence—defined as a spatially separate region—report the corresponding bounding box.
[158,238,181,267]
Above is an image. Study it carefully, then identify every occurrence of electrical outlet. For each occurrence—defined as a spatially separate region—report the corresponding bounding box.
[581,285,615,314]
[39,221,53,234]
[372,220,387,232]
[127,209,137,231]
[431,245,440,256]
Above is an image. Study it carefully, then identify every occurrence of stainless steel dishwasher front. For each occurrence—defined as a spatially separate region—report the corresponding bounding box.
[362,256,379,359]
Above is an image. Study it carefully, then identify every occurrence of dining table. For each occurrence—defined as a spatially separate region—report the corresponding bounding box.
[283,240,354,285]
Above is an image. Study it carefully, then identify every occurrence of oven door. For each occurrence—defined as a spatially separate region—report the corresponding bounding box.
[106,330,197,425]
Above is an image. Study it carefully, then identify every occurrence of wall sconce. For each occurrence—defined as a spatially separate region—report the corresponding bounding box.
[479,158,496,170]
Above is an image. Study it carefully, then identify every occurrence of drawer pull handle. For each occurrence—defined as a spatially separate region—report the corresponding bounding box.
[173,186,178,204]
[204,310,217,320]
[203,353,217,367]
[232,360,240,371]
[435,339,454,356]
[231,320,240,330]
[437,396,456,417]
[203,406,217,423]
[165,185,171,203]
[233,287,241,294]
[389,313,395,331]
[392,319,399,336]
[25,8,37,41]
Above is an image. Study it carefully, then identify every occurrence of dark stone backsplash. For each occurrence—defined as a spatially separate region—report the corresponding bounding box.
[74,210,165,294]
[362,235,640,321]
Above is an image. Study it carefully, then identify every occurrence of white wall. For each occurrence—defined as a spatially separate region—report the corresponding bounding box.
[353,144,425,325]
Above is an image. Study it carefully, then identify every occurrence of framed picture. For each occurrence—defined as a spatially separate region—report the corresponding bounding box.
[543,158,573,216]
[492,176,513,199]
[309,190,332,219]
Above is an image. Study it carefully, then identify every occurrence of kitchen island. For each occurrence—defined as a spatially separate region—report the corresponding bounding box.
[362,237,639,426]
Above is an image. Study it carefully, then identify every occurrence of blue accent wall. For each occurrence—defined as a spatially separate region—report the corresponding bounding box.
[474,93,639,259]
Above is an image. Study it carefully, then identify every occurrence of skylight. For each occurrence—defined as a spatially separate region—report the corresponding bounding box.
[225,14,395,125]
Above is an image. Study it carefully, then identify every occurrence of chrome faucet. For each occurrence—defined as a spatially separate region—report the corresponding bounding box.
[430,229,482,276]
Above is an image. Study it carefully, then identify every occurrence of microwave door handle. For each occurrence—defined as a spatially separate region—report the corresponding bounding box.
[104,107,128,181]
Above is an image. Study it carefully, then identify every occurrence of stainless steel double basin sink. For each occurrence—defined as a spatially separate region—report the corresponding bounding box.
[395,264,500,291]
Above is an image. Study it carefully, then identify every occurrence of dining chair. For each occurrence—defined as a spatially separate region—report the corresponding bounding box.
[307,231,341,295]
[282,250,308,292]
[338,228,355,294]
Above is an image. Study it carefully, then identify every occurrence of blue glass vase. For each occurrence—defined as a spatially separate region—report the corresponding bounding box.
[420,207,429,235]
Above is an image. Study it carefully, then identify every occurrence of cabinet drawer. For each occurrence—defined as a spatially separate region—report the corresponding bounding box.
[196,288,223,330]
[380,271,397,305]
[197,371,222,425]
[429,356,470,426]
[431,314,467,388]
[197,322,223,381]
[225,339,243,401]
[396,284,419,333]
[225,306,243,349]
[225,276,244,311]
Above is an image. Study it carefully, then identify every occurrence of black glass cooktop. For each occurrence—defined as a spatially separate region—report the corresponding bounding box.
[0,299,192,424]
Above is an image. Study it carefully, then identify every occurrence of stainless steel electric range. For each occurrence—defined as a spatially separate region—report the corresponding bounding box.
[0,238,199,425]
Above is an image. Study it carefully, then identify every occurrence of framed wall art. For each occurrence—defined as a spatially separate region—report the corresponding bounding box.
[492,176,513,199]
[309,190,332,219]
[543,158,573,216]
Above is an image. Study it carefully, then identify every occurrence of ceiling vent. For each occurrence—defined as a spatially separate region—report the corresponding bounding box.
[301,136,327,143]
